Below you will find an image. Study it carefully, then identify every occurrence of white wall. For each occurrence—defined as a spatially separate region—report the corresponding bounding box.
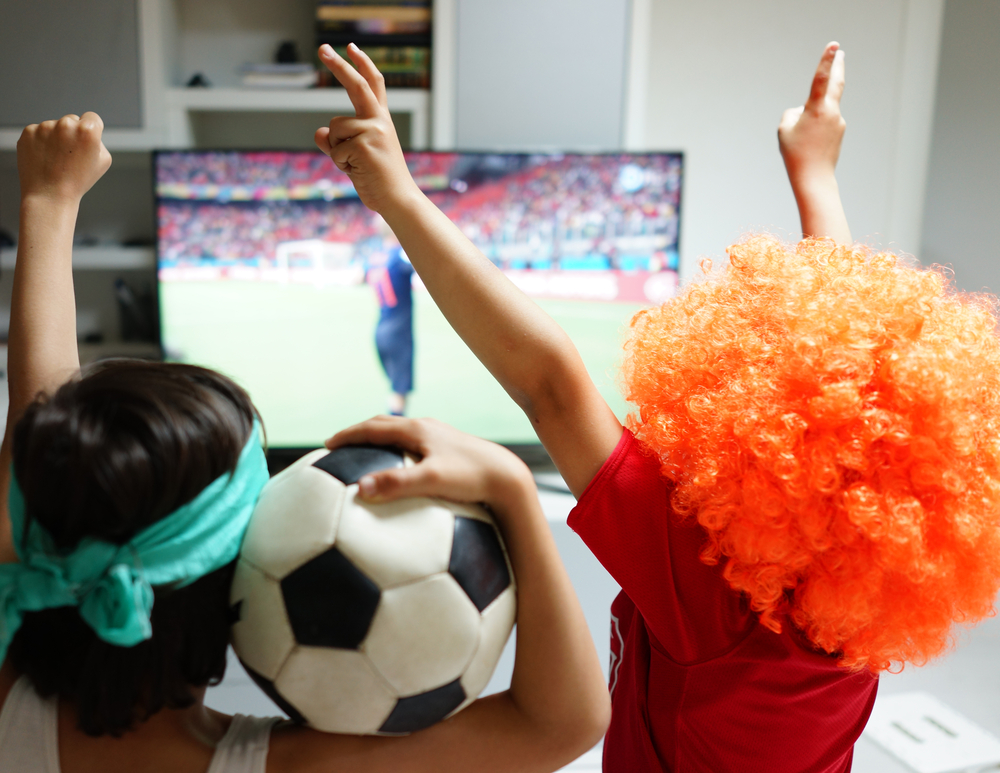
[454,0,629,151]
[631,0,944,281]
[0,0,143,128]
[919,1,1000,295]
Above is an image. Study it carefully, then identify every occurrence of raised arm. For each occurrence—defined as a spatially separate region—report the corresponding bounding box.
[0,114,111,563]
[313,45,622,497]
[0,113,110,705]
[778,42,852,245]
[267,416,610,773]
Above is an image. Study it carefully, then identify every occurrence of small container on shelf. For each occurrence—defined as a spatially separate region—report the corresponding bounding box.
[240,63,319,90]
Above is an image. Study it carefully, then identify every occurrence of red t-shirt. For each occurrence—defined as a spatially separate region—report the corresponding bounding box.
[567,429,878,773]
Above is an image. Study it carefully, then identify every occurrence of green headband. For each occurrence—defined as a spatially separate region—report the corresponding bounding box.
[0,423,268,665]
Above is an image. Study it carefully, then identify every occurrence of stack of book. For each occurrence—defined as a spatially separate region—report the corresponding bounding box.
[316,1,431,89]
[241,63,318,89]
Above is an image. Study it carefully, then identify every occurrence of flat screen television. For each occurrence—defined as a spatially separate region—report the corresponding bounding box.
[155,150,683,450]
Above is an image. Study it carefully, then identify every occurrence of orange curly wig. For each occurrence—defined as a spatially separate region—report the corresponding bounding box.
[622,235,1000,672]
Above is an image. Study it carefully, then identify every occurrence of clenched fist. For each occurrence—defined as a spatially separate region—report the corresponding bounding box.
[17,112,112,203]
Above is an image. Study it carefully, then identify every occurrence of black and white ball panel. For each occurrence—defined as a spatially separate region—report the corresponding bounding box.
[240,449,343,579]
[336,497,455,589]
[276,647,399,734]
[241,662,307,725]
[312,445,410,485]
[379,679,467,735]
[364,573,481,696]
[445,501,516,618]
[281,546,381,649]
[230,559,295,680]
[455,584,518,715]
[449,516,511,612]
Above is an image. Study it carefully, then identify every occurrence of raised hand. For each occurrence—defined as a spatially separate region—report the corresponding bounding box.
[317,44,621,501]
[325,415,534,510]
[17,112,112,203]
[778,42,851,245]
[315,44,420,215]
[4,114,111,571]
[779,42,846,182]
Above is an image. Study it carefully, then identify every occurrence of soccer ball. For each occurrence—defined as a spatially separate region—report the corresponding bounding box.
[230,444,517,735]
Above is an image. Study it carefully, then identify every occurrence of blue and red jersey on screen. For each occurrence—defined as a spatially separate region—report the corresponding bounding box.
[369,248,415,396]
[370,248,414,323]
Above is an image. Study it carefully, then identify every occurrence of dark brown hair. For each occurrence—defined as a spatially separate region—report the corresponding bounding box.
[8,359,260,736]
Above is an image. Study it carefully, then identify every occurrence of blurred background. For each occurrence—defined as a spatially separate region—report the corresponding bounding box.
[2,1,996,296]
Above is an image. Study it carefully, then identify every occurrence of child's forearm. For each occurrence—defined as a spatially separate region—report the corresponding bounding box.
[315,45,621,495]
[382,191,598,425]
[1,114,108,565]
[9,196,81,414]
[382,190,622,494]
[790,171,852,245]
[0,195,81,565]
[779,44,851,246]
[381,191,621,494]
[487,471,610,761]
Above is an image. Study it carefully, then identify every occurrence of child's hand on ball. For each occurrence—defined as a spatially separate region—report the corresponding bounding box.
[315,44,421,217]
[326,416,535,512]
[17,113,112,203]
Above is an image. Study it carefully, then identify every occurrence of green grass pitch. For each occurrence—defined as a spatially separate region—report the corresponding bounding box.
[160,281,644,447]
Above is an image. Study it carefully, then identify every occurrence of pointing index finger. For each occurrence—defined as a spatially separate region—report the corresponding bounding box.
[828,49,846,105]
[806,42,840,110]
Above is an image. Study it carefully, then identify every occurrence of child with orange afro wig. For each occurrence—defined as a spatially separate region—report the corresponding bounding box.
[313,40,1000,772]
[624,234,1000,675]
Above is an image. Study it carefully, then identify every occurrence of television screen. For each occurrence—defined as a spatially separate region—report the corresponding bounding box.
[156,150,682,447]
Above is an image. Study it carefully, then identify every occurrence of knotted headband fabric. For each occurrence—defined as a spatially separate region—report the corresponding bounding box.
[0,422,268,665]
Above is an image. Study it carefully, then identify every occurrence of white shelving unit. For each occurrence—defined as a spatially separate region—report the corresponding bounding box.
[163,87,431,148]
[0,246,156,271]
[0,0,456,350]
[0,0,455,151]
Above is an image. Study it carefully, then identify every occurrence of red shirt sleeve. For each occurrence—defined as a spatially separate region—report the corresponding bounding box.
[568,429,754,663]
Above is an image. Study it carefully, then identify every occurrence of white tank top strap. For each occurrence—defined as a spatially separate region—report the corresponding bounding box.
[0,675,280,773]
[206,713,283,773]
[0,675,61,773]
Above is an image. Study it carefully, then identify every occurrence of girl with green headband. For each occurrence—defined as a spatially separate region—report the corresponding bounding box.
[0,115,609,770]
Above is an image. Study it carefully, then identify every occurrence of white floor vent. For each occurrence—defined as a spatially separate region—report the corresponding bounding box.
[863,692,1000,772]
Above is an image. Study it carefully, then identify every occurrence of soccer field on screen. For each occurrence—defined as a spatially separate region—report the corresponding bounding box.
[160,281,644,447]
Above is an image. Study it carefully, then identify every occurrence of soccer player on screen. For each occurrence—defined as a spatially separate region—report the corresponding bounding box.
[367,216,415,415]
[315,42,1000,771]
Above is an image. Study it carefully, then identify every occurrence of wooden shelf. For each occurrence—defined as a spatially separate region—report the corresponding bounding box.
[0,246,156,271]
